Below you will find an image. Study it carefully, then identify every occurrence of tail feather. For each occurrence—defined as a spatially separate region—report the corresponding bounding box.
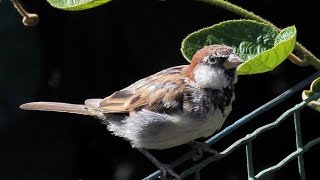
[20,102,103,118]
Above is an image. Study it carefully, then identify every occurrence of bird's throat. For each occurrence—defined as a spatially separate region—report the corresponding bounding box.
[193,65,231,90]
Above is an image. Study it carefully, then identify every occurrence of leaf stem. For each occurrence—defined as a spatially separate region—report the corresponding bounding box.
[11,0,39,26]
[288,53,308,66]
[198,0,320,69]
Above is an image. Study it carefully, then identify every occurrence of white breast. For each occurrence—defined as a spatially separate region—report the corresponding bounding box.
[200,108,226,138]
[107,109,227,150]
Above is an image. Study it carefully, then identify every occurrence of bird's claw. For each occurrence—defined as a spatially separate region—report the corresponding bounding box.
[189,141,220,161]
[159,164,181,180]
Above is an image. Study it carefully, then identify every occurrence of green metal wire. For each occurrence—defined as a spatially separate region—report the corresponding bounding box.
[195,170,200,180]
[246,142,255,180]
[175,93,320,179]
[294,111,306,180]
[255,137,320,178]
[144,70,320,180]
[144,71,320,180]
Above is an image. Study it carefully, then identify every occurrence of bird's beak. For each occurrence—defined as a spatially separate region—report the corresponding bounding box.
[223,54,243,69]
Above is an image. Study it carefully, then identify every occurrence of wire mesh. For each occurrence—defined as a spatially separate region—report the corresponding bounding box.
[144,70,320,180]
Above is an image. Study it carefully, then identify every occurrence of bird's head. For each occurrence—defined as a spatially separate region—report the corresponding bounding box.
[183,45,243,89]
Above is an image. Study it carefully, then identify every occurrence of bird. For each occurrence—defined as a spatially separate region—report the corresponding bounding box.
[20,44,243,179]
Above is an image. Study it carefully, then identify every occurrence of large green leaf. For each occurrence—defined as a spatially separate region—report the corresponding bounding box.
[47,0,111,11]
[302,77,320,112]
[238,26,296,75]
[181,20,297,75]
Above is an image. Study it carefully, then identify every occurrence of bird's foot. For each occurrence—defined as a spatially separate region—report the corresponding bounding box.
[159,164,181,180]
[137,148,181,180]
[189,141,220,161]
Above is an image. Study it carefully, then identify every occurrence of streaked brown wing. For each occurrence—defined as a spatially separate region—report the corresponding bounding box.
[99,65,187,113]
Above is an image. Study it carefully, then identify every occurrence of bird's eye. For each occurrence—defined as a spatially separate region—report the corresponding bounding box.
[207,56,218,64]
[207,56,227,65]
[208,59,215,64]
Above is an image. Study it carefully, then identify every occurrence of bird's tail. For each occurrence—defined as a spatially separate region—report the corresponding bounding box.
[20,101,106,120]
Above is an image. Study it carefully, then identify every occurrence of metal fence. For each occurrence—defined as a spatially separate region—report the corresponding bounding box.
[144,70,320,180]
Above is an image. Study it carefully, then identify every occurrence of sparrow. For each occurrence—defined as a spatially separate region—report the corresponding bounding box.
[20,44,243,179]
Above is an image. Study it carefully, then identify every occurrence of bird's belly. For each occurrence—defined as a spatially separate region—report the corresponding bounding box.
[107,109,226,150]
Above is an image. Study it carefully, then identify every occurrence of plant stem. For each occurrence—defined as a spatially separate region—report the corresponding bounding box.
[11,0,28,17]
[294,43,320,68]
[11,0,39,26]
[288,53,308,67]
[198,0,320,69]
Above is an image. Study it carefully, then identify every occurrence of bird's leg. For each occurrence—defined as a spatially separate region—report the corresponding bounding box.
[137,148,180,180]
[188,141,220,161]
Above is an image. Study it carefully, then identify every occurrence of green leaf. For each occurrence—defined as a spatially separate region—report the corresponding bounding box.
[302,77,320,112]
[47,0,111,11]
[237,26,296,75]
[181,20,297,75]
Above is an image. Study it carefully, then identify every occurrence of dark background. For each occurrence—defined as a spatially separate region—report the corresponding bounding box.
[1,0,319,179]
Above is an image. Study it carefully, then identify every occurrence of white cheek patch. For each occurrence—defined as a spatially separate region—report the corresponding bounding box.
[194,64,229,89]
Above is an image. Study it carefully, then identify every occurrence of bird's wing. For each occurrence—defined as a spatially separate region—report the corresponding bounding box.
[98,65,188,113]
